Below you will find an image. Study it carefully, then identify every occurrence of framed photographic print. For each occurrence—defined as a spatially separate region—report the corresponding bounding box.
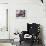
[16,10,25,17]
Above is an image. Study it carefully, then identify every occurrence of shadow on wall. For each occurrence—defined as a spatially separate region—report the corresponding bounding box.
[40,25,45,46]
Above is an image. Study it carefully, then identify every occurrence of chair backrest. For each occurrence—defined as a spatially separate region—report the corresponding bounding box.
[27,23,40,35]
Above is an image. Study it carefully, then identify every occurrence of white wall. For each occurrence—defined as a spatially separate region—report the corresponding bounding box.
[0,4,9,39]
[9,0,46,44]
[0,0,8,3]
[0,0,12,46]
[8,0,46,46]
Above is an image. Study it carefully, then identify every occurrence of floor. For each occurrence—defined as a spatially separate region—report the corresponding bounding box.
[0,41,43,46]
[0,43,13,46]
[19,41,43,46]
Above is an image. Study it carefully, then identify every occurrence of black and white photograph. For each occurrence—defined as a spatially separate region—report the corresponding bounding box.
[0,0,46,46]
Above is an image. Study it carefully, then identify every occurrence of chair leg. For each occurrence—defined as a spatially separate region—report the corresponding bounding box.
[30,39,34,46]
[20,41,21,45]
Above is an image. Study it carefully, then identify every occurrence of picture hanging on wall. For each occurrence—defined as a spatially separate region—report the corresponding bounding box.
[16,10,25,17]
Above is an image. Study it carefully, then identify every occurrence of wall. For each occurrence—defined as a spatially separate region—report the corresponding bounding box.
[9,0,46,45]
[0,4,9,39]
[0,0,8,3]
[0,0,13,46]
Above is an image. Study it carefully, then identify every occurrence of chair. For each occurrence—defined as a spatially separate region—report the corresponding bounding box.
[19,23,40,46]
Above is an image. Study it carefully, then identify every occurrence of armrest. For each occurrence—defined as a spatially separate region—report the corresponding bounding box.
[19,31,27,41]
[22,31,28,35]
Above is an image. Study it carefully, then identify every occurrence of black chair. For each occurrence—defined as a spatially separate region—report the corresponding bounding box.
[19,23,40,46]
